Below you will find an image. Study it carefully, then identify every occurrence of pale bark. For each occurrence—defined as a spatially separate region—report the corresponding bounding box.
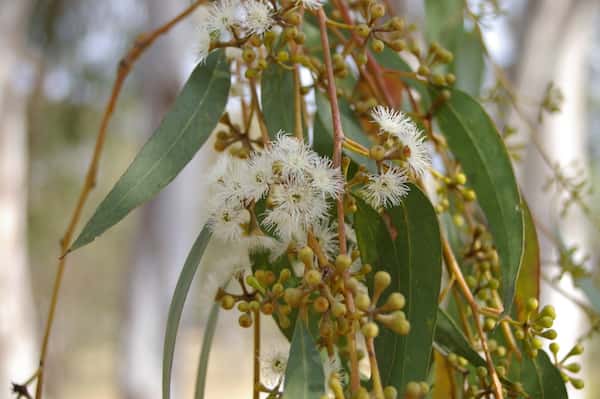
[0,0,37,395]
[511,2,597,398]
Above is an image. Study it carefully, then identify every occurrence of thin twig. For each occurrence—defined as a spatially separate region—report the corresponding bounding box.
[316,8,361,393]
[253,309,261,399]
[442,238,504,399]
[33,2,206,397]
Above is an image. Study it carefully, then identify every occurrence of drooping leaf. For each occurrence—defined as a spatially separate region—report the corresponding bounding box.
[435,89,524,312]
[163,228,212,399]
[520,351,568,399]
[354,186,442,394]
[261,64,296,136]
[424,0,485,96]
[282,318,326,399]
[194,303,221,399]
[424,0,464,46]
[514,200,541,320]
[451,28,485,96]
[434,308,486,368]
[70,51,230,251]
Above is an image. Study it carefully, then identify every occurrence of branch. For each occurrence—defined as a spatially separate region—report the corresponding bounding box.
[33,2,206,397]
[316,7,361,393]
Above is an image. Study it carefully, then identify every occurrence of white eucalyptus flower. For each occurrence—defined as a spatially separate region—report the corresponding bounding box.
[397,125,431,176]
[310,220,338,259]
[211,158,247,205]
[243,152,274,200]
[361,167,409,209]
[370,105,412,135]
[307,156,344,199]
[264,181,327,240]
[270,134,319,178]
[243,0,274,35]
[295,220,338,260]
[370,106,432,175]
[207,203,250,241]
[206,0,244,37]
[197,27,212,63]
[261,348,289,387]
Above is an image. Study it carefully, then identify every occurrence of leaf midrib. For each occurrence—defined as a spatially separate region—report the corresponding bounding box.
[107,55,226,215]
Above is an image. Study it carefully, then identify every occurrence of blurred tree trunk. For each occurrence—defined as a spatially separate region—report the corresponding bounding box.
[511,2,597,398]
[0,0,38,393]
[118,1,206,398]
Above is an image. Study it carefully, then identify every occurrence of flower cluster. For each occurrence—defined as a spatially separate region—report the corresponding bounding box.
[198,0,274,61]
[197,0,325,62]
[360,106,432,209]
[207,133,343,247]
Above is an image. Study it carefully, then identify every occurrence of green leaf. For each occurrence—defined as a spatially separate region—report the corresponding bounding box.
[424,0,464,45]
[163,227,212,399]
[194,303,221,399]
[425,0,484,96]
[434,308,486,368]
[70,51,230,251]
[435,89,524,312]
[520,351,568,399]
[451,28,485,96]
[514,200,540,320]
[261,64,296,136]
[354,186,442,394]
[282,318,326,399]
[314,92,376,172]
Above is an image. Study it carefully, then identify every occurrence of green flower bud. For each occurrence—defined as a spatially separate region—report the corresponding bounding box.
[383,385,398,399]
[221,295,235,310]
[362,322,379,338]
[526,297,539,312]
[571,378,584,390]
[355,293,371,312]
[565,362,581,373]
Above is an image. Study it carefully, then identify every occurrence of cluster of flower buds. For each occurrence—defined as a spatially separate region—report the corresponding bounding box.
[550,341,584,390]
[431,168,477,215]
[513,298,558,358]
[461,226,503,310]
[416,41,456,87]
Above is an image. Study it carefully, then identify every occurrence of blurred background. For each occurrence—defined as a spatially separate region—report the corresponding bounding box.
[1,0,600,398]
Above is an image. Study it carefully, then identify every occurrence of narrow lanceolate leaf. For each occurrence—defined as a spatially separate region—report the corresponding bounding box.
[520,351,568,399]
[163,227,212,399]
[425,0,485,96]
[436,89,524,312]
[354,186,442,395]
[194,303,221,399]
[434,308,486,368]
[424,0,464,46]
[70,50,230,251]
[261,64,296,136]
[452,29,485,96]
[282,318,325,399]
[514,200,540,320]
